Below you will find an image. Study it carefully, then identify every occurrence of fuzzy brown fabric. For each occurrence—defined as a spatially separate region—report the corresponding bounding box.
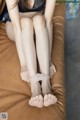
[0,2,66,120]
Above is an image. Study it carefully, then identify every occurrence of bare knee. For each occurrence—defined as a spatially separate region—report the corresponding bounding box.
[33,15,46,29]
[21,18,33,30]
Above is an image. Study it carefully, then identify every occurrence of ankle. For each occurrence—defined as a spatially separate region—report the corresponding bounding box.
[41,78,52,95]
[31,82,42,97]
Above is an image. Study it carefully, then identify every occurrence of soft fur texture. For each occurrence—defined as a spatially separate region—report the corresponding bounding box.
[0,1,66,120]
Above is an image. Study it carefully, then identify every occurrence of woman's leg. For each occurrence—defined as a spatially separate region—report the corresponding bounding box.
[33,15,57,106]
[21,18,43,108]
[46,22,56,76]
[6,20,43,108]
[47,22,53,59]
[6,22,28,81]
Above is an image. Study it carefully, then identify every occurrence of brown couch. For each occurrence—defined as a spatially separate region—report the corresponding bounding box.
[0,1,66,120]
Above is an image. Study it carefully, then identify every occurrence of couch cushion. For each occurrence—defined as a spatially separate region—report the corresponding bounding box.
[0,3,66,120]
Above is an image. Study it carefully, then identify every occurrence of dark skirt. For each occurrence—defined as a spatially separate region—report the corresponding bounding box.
[0,0,45,23]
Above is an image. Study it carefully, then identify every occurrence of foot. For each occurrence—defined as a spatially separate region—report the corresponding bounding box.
[29,78,43,108]
[44,94,57,107]
[29,95,44,108]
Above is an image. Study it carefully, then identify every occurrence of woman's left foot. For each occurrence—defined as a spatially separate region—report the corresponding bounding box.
[41,76,57,107]
[44,94,57,107]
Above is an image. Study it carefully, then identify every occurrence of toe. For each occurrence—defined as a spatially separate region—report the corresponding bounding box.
[32,97,35,101]
[36,96,39,100]
[48,94,52,99]
[39,95,43,101]
[53,95,57,100]
[51,95,54,99]
[52,95,57,103]
[33,97,36,101]
[54,97,57,102]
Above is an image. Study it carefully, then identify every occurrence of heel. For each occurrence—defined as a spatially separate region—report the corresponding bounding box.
[20,66,30,82]
[50,62,56,78]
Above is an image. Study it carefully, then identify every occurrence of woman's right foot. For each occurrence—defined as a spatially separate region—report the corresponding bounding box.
[29,81,44,108]
[29,95,43,108]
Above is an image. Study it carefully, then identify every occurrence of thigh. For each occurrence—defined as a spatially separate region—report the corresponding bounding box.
[6,21,15,41]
